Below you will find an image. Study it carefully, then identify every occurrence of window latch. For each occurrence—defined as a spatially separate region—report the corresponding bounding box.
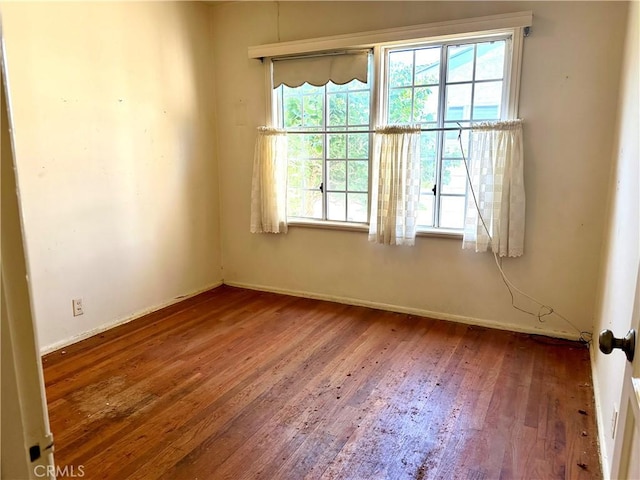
[432,184,437,196]
[319,182,324,193]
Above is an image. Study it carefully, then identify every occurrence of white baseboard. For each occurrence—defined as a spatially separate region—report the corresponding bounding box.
[224,280,581,341]
[41,278,581,356]
[590,345,610,479]
[39,281,224,355]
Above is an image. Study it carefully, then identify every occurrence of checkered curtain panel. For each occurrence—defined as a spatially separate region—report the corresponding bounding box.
[250,127,288,234]
[368,126,421,246]
[462,119,525,257]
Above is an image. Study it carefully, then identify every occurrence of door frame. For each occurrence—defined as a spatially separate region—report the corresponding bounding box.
[1,15,56,480]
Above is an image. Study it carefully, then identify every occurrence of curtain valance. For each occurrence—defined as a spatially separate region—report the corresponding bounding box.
[272,51,369,89]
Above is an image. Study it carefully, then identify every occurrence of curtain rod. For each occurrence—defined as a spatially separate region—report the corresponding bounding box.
[271,49,372,62]
[283,126,473,134]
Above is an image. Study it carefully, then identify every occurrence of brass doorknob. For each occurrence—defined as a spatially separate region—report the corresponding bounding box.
[598,329,636,362]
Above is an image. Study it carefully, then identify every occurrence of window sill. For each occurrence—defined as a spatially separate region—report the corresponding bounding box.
[417,228,463,239]
[287,219,369,232]
[286,219,463,239]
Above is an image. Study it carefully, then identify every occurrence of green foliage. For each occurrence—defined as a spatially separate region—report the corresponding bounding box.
[328,94,347,126]
[284,96,302,128]
[388,51,413,87]
[348,161,368,191]
[388,88,412,124]
[328,161,346,190]
[347,134,368,159]
[303,94,323,127]
[348,92,370,126]
[328,134,346,159]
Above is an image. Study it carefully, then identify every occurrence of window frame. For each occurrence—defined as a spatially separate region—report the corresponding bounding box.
[274,77,374,224]
[379,32,514,230]
[258,13,529,236]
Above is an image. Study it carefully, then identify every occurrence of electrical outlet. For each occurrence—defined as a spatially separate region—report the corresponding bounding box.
[611,404,619,438]
[72,298,84,316]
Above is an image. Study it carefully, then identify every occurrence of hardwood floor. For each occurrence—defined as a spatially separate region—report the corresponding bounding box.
[42,286,601,479]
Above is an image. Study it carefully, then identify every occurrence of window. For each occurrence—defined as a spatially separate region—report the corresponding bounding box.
[384,38,508,229]
[262,14,528,233]
[275,79,372,222]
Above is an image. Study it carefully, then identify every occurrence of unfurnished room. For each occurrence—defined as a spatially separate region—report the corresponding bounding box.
[1,1,639,479]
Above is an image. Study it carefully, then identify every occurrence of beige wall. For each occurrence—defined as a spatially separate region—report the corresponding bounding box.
[1,1,222,351]
[592,2,639,476]
[212,1,627,338]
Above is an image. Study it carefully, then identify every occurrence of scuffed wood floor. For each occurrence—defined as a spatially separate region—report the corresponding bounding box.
[43,286,601,479]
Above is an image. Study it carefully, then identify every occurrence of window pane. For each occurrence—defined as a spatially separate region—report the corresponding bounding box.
[389,50,413,87]
[348,161,368,191]
[327,161,346,191]
[287,158,303,189]
[440,160,467,195]
[442,130,469,159]
[420,131,437,162]
[445,84,472,121]
[288,189,322,219]
[475,41,505,81]
[415,47,441,85]
[417,194,434,227]
[348,91,370,126]
[439,196,465,229]
[327,192,346,221]
[328,134,346,159]
[303,94,323,127]
[447,44,474,83]
[304,190,323,219]
[414,86,439,123]
[421,156,437,191]
[388,88,413,124]
[287,189,303,217]
[473,81,502,120]
[347,133,369,159]
[283,95,302,128]
[287,134,303,158]
[328,93,347,126]
[302,134,323,159]
[303,159,323,189]
[420,132,437,190]
[347,193,368,222]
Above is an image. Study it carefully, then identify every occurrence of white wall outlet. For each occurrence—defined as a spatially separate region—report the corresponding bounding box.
[72,298,84,316]
[611,403,619,439]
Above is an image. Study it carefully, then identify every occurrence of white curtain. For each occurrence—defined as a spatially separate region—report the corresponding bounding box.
[368,126,421,246]
[250,127,288,234]
[462,120,525,257]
